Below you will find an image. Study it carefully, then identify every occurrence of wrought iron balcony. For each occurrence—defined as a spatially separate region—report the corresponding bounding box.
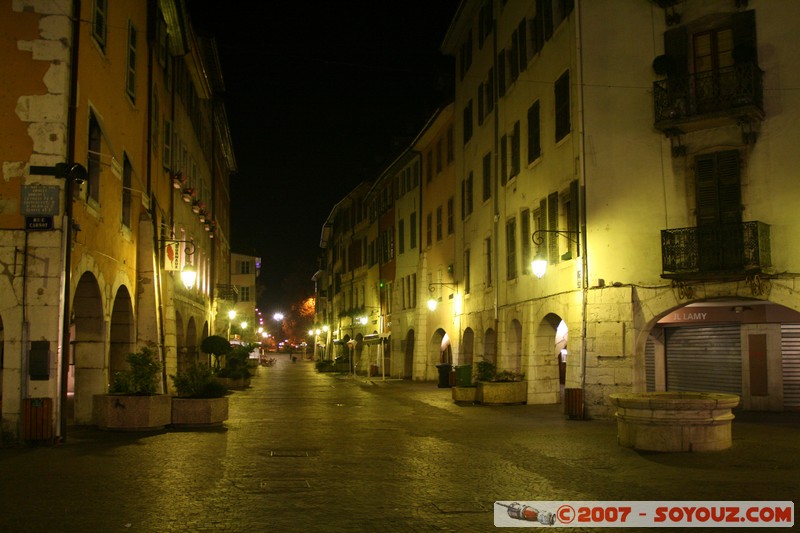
[654,62,764,134]
[661,221,771,279]
[215,284,239,301]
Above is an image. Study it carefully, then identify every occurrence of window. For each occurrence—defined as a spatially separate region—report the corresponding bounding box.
[239,260,251,274]
[497,50,507,97]
[436,206,443,241]
[482,153,492,201]
[463,100,473,144]
[447,197,454,235]
[398,219,405,254]
[486,69,495,116]
[521,209,531,274]
[478,0,493,48]
[510,30,519,83]
[122,155,132,228]
[485,237,493,287]
[239,286,251,302]
[506,218,517,280]
[92,0,107,50]
[446,127,454,164]
[462,172,474,219]
[436,139,443,173]
[464,249,471,294]
[527,101,541,163]
[426,151,433,182]
[517,19,528,71]
[410,212,417,249]
[459,28,473,80]
[555,70,570,141]
[511,121,520,177]
[126,22,138,101]
[426,212,432,247]
[162,118,172,169]
[500,134,508,185]
[87,112,102,203]
[563,181,580,260]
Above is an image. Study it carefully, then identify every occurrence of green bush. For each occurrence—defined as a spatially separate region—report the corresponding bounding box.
[475,360,496,382]
[109,345,161,395]
[201,335,231,371]
[315,359,334,372]
[171,363,228,398]
[216,345,252,379]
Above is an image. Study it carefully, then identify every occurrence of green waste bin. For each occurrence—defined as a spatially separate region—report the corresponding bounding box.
[454,364,473,387]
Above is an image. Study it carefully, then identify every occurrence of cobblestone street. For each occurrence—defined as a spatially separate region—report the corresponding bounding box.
[0,358,797,532]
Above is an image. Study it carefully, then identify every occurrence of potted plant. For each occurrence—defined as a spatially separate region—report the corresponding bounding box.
[315,359,335,372]
[215,344,253,390]
[92,345,172,431]
[474,360,527,405]
[170,363,229,427]
[201,335,231,372]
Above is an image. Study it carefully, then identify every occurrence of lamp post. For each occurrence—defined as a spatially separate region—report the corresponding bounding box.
[227,309,236,341]
[162,239,197,289]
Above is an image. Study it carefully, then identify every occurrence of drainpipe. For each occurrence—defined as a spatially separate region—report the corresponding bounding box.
[57,0,81,442]
[575,1,590,398]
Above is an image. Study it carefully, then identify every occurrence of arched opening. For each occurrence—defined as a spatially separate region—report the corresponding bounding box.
[71,272,105,425]
[108,286,134,388]
[644,298,800,411]
[403,329,415,379]
[531,313,563,405]
[175,311,187,373]
[186,316,198,370]
[483,328,497,365]
[430,328,451,381]
[461,327,474,365]
[507,319,522,372]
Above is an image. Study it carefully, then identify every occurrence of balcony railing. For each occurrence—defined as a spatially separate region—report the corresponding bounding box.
[215,284,239,301]
[661,221,771,278]
[654,62,764,133]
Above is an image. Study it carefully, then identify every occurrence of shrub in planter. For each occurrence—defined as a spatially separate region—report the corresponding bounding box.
[94,345,171,430]
[201,335,231,371]
[315,359,335,372]
[170,363,229,427]
[474,360,527,405]
[216,344,253,389]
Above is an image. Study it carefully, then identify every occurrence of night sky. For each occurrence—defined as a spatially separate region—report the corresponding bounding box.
[189,1,460,311]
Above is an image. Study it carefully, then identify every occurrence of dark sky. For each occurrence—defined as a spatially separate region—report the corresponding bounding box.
[189,1,460,311]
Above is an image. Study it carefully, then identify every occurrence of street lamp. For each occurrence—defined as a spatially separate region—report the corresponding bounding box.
[227,309,236,340]
[427,282,458,311]
[530,230,580,279]
[162,239,197,289]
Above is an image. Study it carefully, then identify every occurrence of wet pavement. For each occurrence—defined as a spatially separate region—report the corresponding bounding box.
[0,357,797,532]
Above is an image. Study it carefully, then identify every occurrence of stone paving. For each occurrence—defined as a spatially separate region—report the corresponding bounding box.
[0,357,797,532]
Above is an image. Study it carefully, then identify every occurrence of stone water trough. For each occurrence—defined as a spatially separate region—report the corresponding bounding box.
[608,392,740,452]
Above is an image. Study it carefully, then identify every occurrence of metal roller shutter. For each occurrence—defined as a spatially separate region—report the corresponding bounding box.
[780,324,800,408]
[665,325,742,394]
[645,335,655,392]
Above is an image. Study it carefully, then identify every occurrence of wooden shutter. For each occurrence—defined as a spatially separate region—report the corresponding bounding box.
[731,10,757,63]
[663,26,689,77]
[547,192,558,262]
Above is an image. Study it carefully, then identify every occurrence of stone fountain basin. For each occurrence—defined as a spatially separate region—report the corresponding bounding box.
[608,392,740,452]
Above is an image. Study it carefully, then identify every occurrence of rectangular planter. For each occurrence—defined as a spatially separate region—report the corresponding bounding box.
[216,376,251,390]
[93,394,172,431]
[477,380,528,405]
[171,397,229,427]
[452,386,478,403]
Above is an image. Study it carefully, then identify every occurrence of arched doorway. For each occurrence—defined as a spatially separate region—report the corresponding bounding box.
[71,272,105,425]
[109,286,134,388]
[462,327,474,365]
[531,313,563,404]
[483,328,497,365]
[507,319,522,372]
[186,316,198,370]
[403,329,414,379]
[430,328,451,381]
[175,311,187,372]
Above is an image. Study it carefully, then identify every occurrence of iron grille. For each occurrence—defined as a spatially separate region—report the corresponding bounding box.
[661,221,770,275]
[654,62,764,125]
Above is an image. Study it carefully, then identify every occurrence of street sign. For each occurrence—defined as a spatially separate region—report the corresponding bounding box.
[26,216,54,231]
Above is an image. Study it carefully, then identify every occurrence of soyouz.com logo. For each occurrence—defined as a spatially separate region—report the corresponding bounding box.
[494,501,794,528]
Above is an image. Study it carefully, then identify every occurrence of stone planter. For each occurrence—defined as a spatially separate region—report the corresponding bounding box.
[452,386,478,403]
[93,394,172,431]
[609,392,740,452]
[216,376,251,390]
[477,380,528,405]
[171,397,229,428]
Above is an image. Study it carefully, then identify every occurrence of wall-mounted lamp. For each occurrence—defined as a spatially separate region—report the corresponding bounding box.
[162,239,197,289]
[427,282,458,311]
[530,230,580,279]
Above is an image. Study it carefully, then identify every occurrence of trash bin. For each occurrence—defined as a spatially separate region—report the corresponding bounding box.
[436,363,453,388]
[454,364,473,387]
[564,388,584,419]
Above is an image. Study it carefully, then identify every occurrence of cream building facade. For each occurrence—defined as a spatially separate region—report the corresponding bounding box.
[317,0,800,418]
